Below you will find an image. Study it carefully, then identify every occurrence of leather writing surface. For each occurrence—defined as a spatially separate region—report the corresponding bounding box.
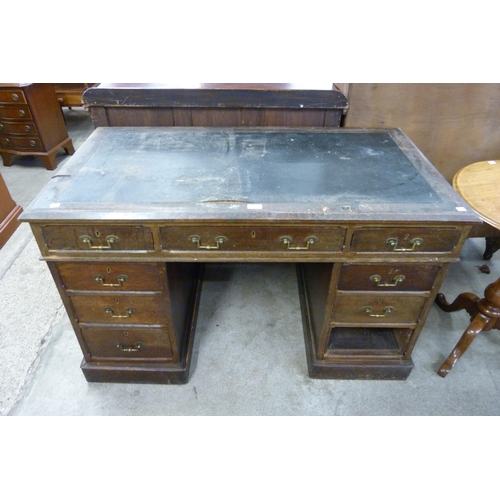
[58,129,439,205]
[23,127,479,224]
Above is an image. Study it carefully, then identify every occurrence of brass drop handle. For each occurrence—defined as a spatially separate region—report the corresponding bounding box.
[80,234,120,249]
[104,307,134,318]
[189,235,228,250]
[280,236,317,250]
[116,342,142,352]
[93,274,128,287]
[386,236,423,252]
[362,306,394,318]
[370,274,405,287]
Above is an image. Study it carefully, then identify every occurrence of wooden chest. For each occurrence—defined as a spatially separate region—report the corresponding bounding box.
[20,127,481,382]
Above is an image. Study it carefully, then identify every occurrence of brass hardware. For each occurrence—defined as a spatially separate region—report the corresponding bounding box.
[189,235,228,250]
[0,124,4,130]
[280,236,317,250]
[386,236,423,252]
[25,125,31,132]
[30,140,36,147]
[93,274,129,287]
[4,138,10,145]
[370,274,405,287]
[79,234,120,249]
[116,341,142,352]
[362,306,394,318]
[104,307,134,318]
[19,110,25,117]
[12,93,19,101]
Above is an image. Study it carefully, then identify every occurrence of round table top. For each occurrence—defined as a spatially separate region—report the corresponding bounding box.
[453,160,500,230]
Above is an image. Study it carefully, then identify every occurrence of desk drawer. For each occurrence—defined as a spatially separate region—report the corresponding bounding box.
[160,225,345,253]
[71,293,167,325]
[350,227,461,254]
[57,262,163,291]
[338,264,441,292]
[81,326,173,361]
[0,121,37,135]
[1,136,42,151]
[0,90,27,104]
[40,225,155,253]
[332,293,426,325]
[0,105,33,120]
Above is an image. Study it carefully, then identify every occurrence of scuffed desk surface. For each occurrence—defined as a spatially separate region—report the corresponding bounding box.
[21,127,479,223]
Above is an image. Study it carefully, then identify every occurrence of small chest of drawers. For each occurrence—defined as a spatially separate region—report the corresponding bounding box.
[0,83,75,170]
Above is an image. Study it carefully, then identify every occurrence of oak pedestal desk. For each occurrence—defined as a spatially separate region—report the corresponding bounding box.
[20,127,480,383]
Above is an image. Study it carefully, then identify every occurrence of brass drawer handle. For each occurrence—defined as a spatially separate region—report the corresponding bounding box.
[25,125,31,132]
[93,274,129,287]
[104,307,134,318]
[189,235,228,249]
[280,236,317,250]
[4,138,10,145]
[12,93,19,101]
[362,306,394,318]
[80,234,120,249]
[116,341,142,352]
[30,140,36,147]
[370,274,405,287]
[386,236,423,252]
[0,124,4,130]
[19,110,25,117]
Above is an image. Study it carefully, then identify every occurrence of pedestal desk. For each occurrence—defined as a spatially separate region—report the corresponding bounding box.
[20,127,481,383]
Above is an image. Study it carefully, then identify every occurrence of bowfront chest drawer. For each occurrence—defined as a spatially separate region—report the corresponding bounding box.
[0,83,74,170]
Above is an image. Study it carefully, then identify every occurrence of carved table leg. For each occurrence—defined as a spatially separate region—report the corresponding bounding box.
[435,292,480,317]
[435,277,500,377]
[437,312,491,377]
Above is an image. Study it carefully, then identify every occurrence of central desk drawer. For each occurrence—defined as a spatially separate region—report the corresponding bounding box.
[332,293,426,325]
[57,262,163,291]
[350,227,461,255]
[160,225,345,253]
[40,225,155,253]
[81,326,173,361]
[71,294,167,325]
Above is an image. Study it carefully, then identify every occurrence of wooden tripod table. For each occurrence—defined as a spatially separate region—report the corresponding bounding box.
[436,160,500,377]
